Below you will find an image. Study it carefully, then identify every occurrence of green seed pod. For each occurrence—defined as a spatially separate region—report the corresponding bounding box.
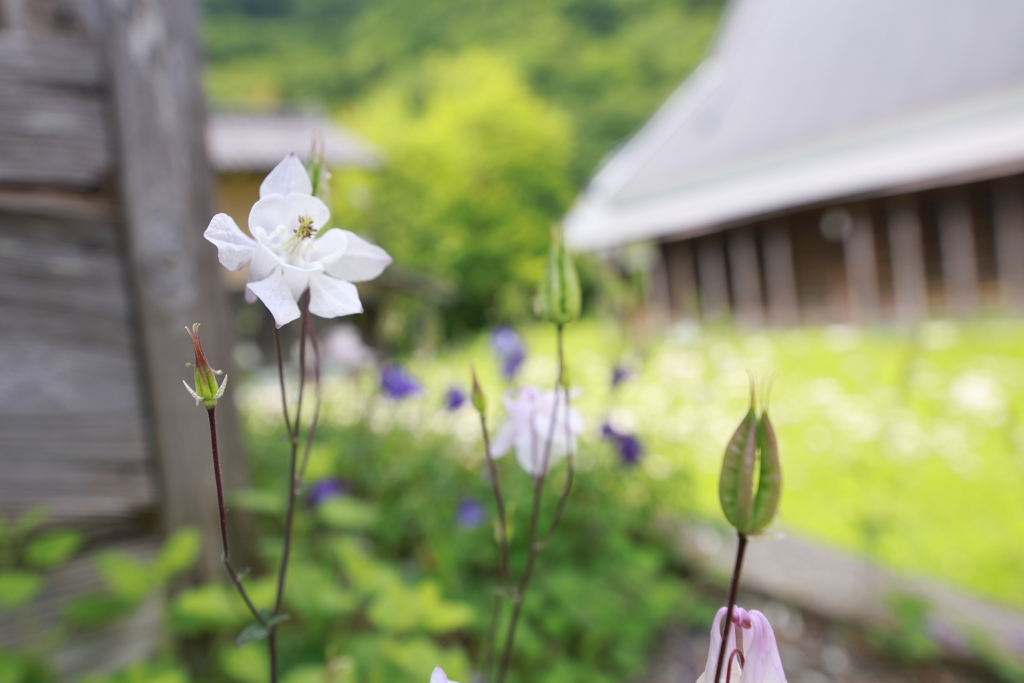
[184,323,227,410]
[471,366,487,414]
[750,410,782,533]
[718,382,782,534]
[536,224,581,325]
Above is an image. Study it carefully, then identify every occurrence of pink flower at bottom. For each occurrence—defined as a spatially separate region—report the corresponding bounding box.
[696,606,787,683]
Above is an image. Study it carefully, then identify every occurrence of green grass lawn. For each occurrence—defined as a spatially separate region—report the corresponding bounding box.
[239,317,1024,611]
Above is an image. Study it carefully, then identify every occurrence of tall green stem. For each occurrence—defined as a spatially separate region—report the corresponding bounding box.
[496,324,565,683]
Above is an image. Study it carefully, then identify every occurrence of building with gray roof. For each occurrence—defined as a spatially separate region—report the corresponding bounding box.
[565,0,1024,325]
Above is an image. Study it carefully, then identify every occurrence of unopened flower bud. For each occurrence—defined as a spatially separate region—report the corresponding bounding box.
[471,366,487,414]
[719,379,782,534]
[535,223,581,325]
[184,323,227,410]
[306,133,331,207]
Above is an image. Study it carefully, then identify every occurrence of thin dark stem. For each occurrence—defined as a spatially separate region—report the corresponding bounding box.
[206,408,265,625]
[543,329,573,541]
[714,533,748,683]
[725,649,745,683]
[477,407,509,680]
[273,326,292,437]
[298,305,322,482]
[496,324,565,683]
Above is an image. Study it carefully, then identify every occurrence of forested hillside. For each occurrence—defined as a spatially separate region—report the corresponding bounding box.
[201,0,722,334]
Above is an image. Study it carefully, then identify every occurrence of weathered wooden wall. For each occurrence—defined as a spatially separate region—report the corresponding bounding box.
[0,0,245,675]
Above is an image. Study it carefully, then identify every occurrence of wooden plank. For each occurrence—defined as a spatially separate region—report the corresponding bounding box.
[992,177,1024,312]
[0,188,116,222]
[695,234,730,320]
[0,35,104,87]
[0,79,112,187]
[886,195,929,322]
[727,226,764,327]
[762,220,799,326]
[100,0,249,578]
[937,187,980,314]
[664,240,699,320]
[843,204,880,322]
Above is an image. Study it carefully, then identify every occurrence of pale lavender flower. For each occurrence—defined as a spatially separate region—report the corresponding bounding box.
[491,386,583,477]
[696,606,787,683]
[455,499,486,528]
[381,364,421,400]
[491,326,525,380]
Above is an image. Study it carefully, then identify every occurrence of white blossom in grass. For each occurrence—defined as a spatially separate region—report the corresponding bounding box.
[491,386,583,477]
[204,154,392,327]
[696,606,787,683]
[430,667,457,683]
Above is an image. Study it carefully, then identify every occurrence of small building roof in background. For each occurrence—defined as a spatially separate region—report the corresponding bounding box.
[565,0,1024,251]
[207,112,380,173]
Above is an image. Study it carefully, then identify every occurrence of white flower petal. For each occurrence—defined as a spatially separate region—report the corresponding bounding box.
[702,607,737,683]
[280,260,322,300]
[744,610,788,683]
[490,420,515,459]
[249,226,283,283]
[260,153,312,198]
[249,194,330,234]
[308,273,363,319]
[307,228,349,265]
[204,213,255,270]
[429,667,456,683]
[322,230,393,282]
[247,272,302,327]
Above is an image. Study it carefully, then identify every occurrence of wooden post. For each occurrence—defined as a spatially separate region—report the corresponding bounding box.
[992,177,1024,312]
[696,234,730,321]
[664,240,699,320]
[887,195,929,322]
[762,220,799,326]
[728,226,764,327]
[100,0,247,579]
[937,187,980,315]
[843,204,880,322]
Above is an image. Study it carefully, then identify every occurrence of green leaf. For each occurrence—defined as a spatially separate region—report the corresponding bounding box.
[23,529,84,570]
[65,594,134,627]
[234,622,269,649]
[0,651,28,683]
[750,411,782,533]
[13,507,48,538]
[169,583,245,635]
[154,527,200,581]
[719,406,758,533]
[219,643,269,683]
[95,551,151,602]
[317,497,377,531]
[235,614,288,648]
[230,489,284,516]
[280,665,326,683]
[0,571,42,608]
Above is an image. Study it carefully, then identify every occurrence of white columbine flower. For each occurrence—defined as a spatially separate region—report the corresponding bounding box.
[696,606,787,683]
[204,154,392,327]
[491,386,583,477]
[430,667,457,683]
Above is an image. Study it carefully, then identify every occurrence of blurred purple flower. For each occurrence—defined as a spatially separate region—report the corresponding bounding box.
[307,478,345,508]
[456,498,486,528]
[381,364,421,400]
[445,386,467,411]
[491,327,525,380]
[611,364,633,388]
[602,422,643,465]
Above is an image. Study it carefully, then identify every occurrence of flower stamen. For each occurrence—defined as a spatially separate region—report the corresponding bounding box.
[296,215,316,240]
